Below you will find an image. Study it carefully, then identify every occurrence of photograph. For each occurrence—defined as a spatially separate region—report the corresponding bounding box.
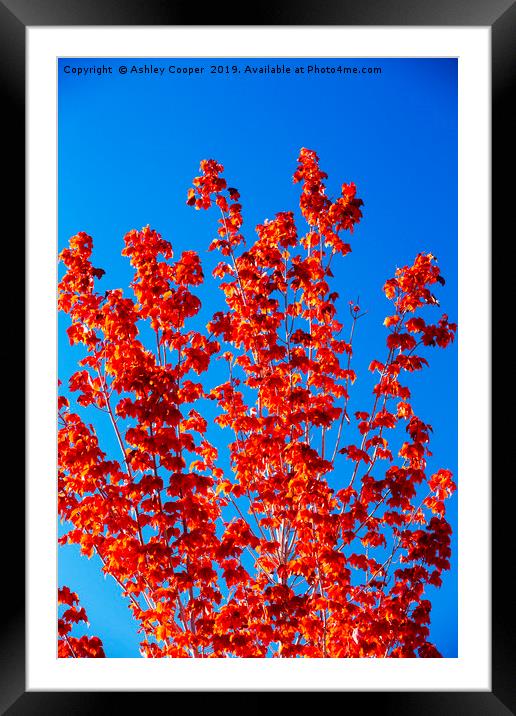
[57,56,458,659]
[1,0,504,704]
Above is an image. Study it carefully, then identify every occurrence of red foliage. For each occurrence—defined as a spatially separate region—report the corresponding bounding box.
[58,148,456,658]
[58,587,105,658]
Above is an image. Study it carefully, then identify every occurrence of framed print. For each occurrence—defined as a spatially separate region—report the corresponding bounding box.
[4,0,511,710]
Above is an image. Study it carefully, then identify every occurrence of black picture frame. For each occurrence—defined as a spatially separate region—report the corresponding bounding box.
[5,0,511,711]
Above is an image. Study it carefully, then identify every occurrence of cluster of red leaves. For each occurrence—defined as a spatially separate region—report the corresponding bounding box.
[58,586,105,657]
[58,148,456,658]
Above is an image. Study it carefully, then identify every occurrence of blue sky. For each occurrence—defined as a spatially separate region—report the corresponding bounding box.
[58,57,458,657]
